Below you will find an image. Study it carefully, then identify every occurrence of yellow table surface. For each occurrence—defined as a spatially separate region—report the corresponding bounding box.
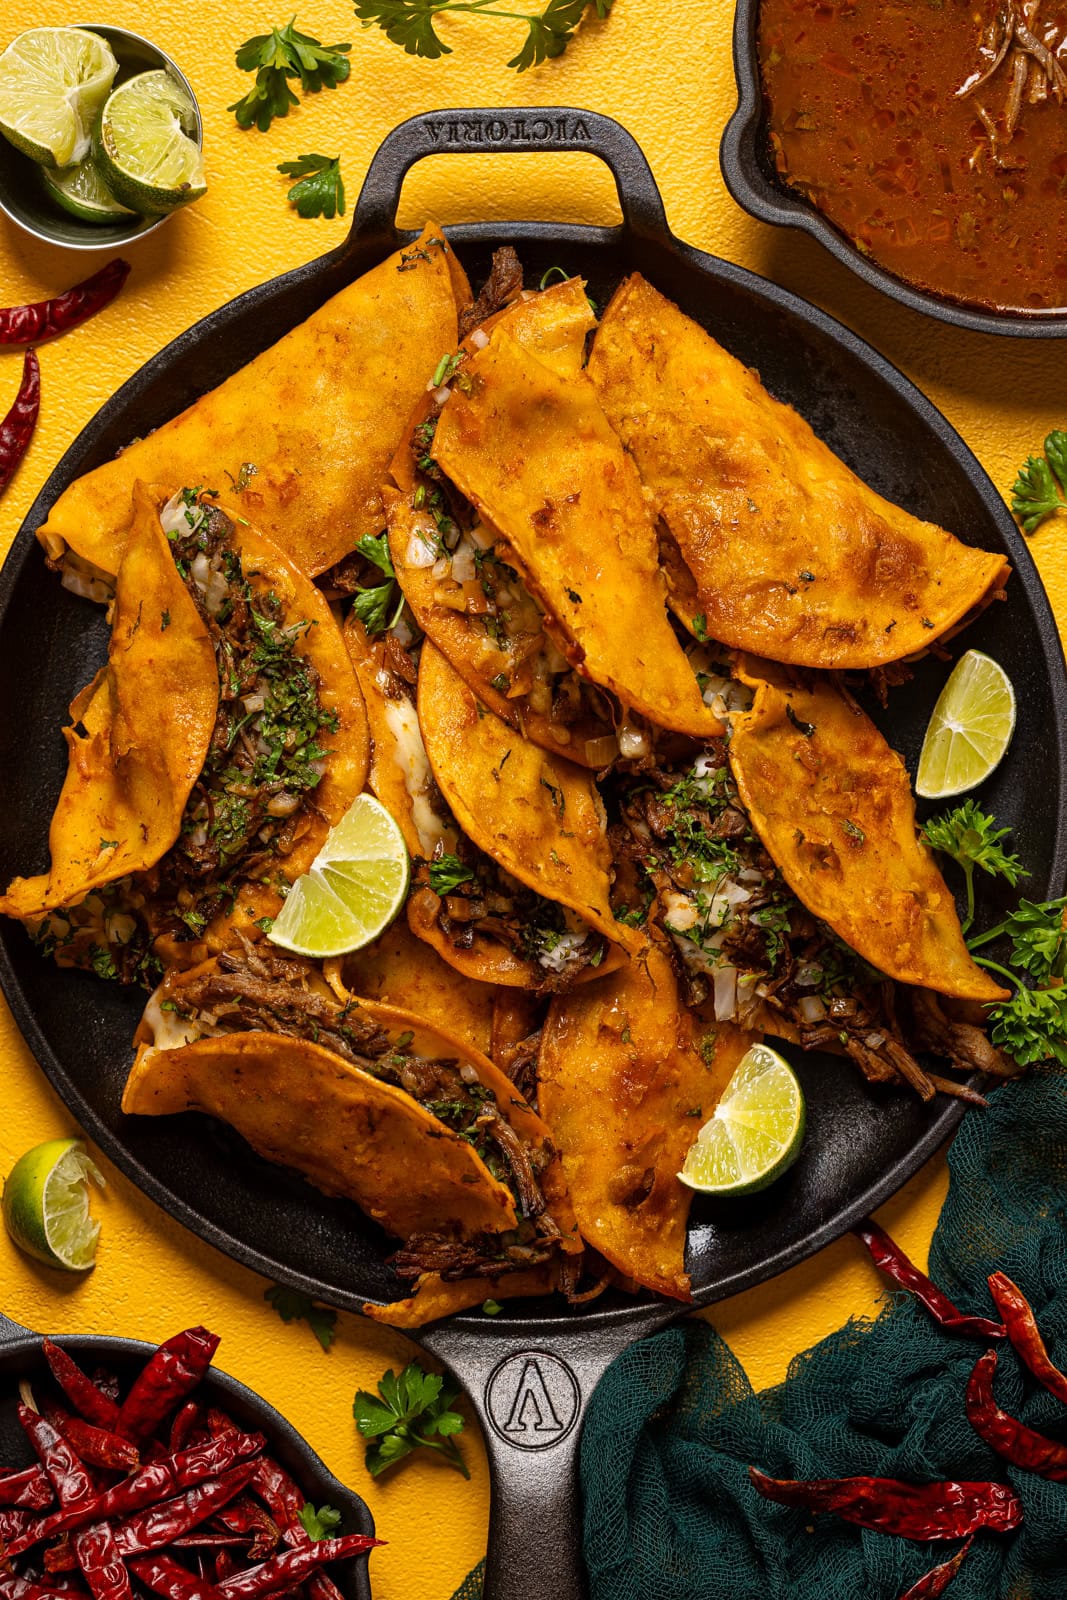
[0,2,1064,1595]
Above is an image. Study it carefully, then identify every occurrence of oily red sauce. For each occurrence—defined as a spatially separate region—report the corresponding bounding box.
[759,0,1067,313]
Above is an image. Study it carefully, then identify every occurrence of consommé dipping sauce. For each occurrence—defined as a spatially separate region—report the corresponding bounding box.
[759,0,1067,314]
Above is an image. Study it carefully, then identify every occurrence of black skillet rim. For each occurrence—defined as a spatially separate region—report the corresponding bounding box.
[720,0,1067,339]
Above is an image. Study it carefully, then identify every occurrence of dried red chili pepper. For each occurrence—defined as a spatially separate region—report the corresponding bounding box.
[853,1221,1006,1340]
[0,1573,88,1600]
[987,1272,1067,1405]
[6,1430,265,1557]
[18,1407,93,1510]
[117,1329,220,1443]
[966,1347,1067,1478]
[0,261,130,347]
[128,1555,218,1600]
[0,1465,52,1510]
[72,1523,133,1600]
[898,1536,973,1599]
[215,1430,342,1600]
[748,1467,1023,1538]
[169,1405,201,1455]
[110,1464,261,1556]
[0,1509,30,1540]
[41,1408,139,1474]
[0,350,40,496]
[213,1497,278,1559]
[212,1553,237,1585]
[43,1345,120,1433]
[214,1533,383,1599]
[43,1536,77,1573]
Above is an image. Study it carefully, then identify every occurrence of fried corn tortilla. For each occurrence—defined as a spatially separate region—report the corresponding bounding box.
[430,326,724,740]
[387,278,616,766]
[539,944,756,1298]
[0,482,218,921]
[125,955,579,1270]
[364,1266,558,1328]
[588,275,1010,669]
[727,670,1007,1001]
[417,640,635,966]
[38,225,469,583]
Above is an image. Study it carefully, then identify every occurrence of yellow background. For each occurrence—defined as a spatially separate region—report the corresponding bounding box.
[0,2,1064,1595]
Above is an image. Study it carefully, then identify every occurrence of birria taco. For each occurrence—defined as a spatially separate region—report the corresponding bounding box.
[122,946,581,1327]
[587,275,1010,670]
[38,225,469,588]
[3,483,368,983]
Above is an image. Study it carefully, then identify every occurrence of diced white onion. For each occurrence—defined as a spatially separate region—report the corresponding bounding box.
[242,690,267,714]
[406,533,438,569]
[433,385,452,405]
[431,556,450,579]
[190,552,211,592]
[459,1062,481,1083]
[468,521,494,550]
[451,542,477,583]
[663,892,698,932]
[795,962,822,988]
[159,492,188,537]
[713,965,738,1020]
[470,328,490,350]
[583,735,619,766]
[738,868,765,884]
[798,995,827,1023]
[537,931,589,972]
[618,724,650,759]
[203,567,229,617]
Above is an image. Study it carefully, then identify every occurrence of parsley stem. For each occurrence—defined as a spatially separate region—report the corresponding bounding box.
[966,918,1013,952]
[972,955,1018,988]
[960,863,976,938]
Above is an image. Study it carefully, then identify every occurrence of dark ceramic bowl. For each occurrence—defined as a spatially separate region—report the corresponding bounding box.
[720,0,1067,338]
[0,23,202,251]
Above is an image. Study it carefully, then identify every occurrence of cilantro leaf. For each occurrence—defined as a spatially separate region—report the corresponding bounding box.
[352,0,613,71]
[264,1285,338,1351]
[352,580,403,634]
[356,531,395,578]
[353,1361,468,1478]
[1011,429,1067,534]
[278,153,346,219]
[297,1503,342,1540]
[922,799,1028,935]
[429,853,475,895]
[230,20,351,132]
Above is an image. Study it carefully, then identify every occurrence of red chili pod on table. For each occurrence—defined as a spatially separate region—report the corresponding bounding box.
[748,1466,1023,1539]
[0,350,40,496]
[988,1271,1067,1405]
[853,1221,1007,1340]
[898,1536,974,1599]
[214,1533,384,1600]
[0,261,130,347]
[966,1346,1067,1478]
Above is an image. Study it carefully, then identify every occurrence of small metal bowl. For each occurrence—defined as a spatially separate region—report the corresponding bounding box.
[0,23,203,251]
[720,0,1067,339]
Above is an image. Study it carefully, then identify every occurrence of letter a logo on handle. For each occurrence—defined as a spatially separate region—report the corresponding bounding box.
[503,1359,564,1435]
[485,1350,581,1452]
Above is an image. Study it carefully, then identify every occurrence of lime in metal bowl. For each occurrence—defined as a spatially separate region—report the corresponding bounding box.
[0,23,202,251]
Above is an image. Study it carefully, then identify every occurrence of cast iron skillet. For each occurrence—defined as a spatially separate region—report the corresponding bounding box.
[720,0,1067,338]
[0,1311,374,1598]
[1,110,1066,1600]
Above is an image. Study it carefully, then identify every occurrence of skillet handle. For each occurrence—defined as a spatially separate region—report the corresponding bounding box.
[419,1305,677,1600]
[350,108,669,247]
[0,1311,35,1346]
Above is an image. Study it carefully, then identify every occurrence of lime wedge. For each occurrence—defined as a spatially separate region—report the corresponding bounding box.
[96,70,205,216]
[679,1043,805,1195]
[2,1137,104,1271]
[268,795,410,958]
[0,27,117,168]
[42,151,133,223]
[915,650,1016,800]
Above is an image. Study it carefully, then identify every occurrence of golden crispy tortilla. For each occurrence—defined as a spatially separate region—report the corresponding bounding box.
[0,483,217,921]
[417,641,636,960]
[539,945,756,1298]
[727,670,1007,1001]
[588,275,1010,669]
[126,977,579,1250]
[386,279,614,767]
[38,226,469,582]
[364,1266,558,1328]
[430,325,724,740]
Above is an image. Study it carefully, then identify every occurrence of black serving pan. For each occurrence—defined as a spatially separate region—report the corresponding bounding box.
[721,0,1067,338]
[1,109,1066,1600]
[0,1311,374,1598]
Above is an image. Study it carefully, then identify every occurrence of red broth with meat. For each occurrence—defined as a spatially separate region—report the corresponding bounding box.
[758,0,1067,314]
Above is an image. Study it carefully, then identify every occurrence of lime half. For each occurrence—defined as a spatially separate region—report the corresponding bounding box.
[2,1137,104,1271]
[96,70,205,216]
[268,795,411,959]
[915,650,1016,800]
[42,152,133,223]
[679,1043,805,1195]
[0,27,117,168]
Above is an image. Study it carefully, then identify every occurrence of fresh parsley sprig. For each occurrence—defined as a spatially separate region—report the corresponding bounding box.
[264,1285,338,1351]
[352,0,614,71]
[988,985,1067,1069]
[1011,429,1067,534]
[353,1362,468,1478]
[278,154,346,219]
[968,895,1067,984]
[428,853,476,894]
[351,532,405,634]
[230,19,351,131]
[297,1503,342,1540]
[922,799,1028,936]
